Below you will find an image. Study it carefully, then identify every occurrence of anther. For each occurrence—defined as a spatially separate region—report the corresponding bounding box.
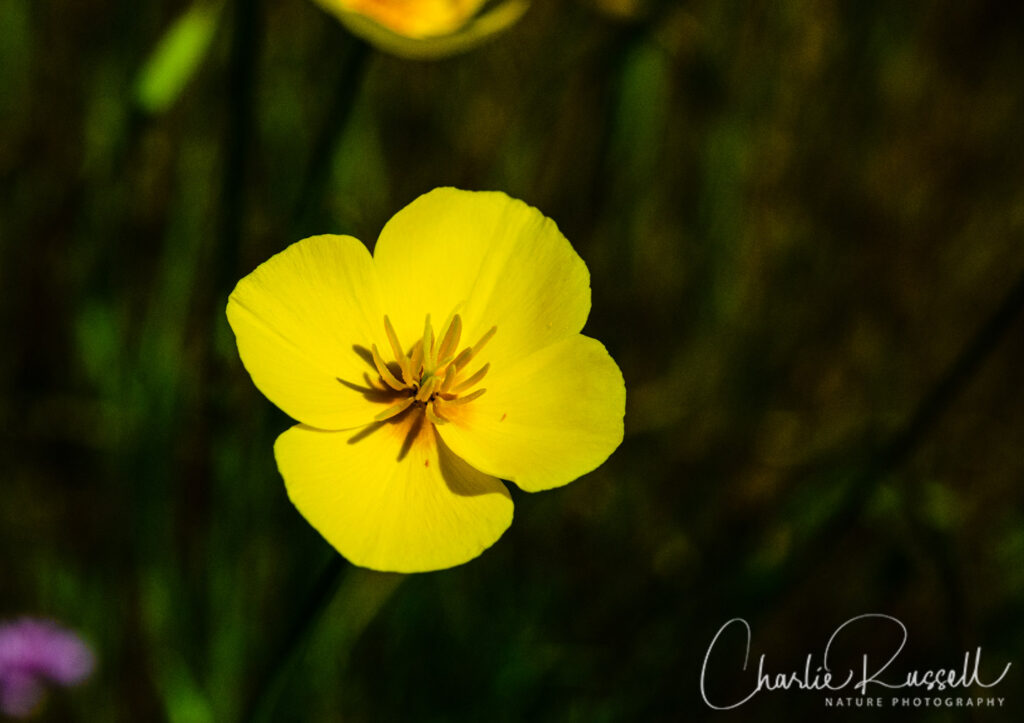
[408,340,423,381]
[444,388,486,406]
[425,402,448,425]
[451,325,496,372]
[453,362,489,393]
[435,314,462,366]
[374,396,415,421]
[382,316,412,385]
[440,363,459,393]
[371,344,407,392]
[422,315,436,372]
[415,375,438,402]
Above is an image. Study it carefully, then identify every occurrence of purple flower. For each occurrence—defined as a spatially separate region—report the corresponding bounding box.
[0,618,94,718]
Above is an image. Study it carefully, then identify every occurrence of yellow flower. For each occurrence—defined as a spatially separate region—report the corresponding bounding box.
[227,188,625,572]
[312,0,530,59]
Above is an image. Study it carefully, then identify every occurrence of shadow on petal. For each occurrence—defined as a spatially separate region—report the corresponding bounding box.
[346,421,387,444]
[436,432,508,499]
[344,405,423,463]
[335,375,397,405]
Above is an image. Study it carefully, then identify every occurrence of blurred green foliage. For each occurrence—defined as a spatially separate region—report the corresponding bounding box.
[2,0,1023,720]
[135,1,224,115]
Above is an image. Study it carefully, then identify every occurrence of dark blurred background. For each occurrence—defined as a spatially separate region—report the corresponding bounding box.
[2,0,1023,720]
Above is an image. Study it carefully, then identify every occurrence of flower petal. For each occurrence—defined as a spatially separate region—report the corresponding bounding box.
[437,335,625,492]
[275,415,514,572]
[373,188,591,368]
[0,670,44,718]
[227,235,390,430]
[317,0,489,39]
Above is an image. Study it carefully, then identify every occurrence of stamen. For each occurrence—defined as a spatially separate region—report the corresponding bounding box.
[383,316,412,385]
[371,344,407,391]
[440,363,459,393]
[435,314,462,366]
[473,325,497,354]
[374,396,415,421]
[444,388,486,406]
[408,340,423,382]
[422,315,436,372]
[453,362,489,393]
[451,325,497,372]
[425,401,448,425]
[415,375,438,402]
[369,313,496,429]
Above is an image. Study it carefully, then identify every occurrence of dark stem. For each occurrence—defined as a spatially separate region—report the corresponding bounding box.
[240,555,347,722]
[220,0,262,293]
[291,36,372,236]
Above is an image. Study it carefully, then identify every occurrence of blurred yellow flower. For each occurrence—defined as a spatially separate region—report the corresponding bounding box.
[227,188,625,572]
[313,0,529,58]
[324,0,487,38]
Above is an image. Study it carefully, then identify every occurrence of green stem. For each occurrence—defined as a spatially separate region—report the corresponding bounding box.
[240,556,347,722]
[220,0,262,292]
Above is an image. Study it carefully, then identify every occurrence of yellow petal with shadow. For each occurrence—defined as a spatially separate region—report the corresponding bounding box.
[227,235,393,430]
[437,335,625,492]
[275,411,514,572]
[374,188,591,379]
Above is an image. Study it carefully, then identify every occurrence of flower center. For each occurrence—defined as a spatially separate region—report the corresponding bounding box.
[370,313,495,426]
